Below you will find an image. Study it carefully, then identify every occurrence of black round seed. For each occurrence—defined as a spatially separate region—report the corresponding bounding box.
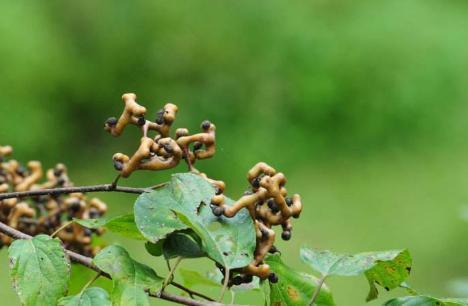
[268,273,279,283]
[251,177,260,188]
[201,120,211,130]
[137,116,146,126]
[281,231,291,241]
[211,206,225,217]
[193,141,203,151]
[285,197,293,206]
[267,199,279,213]
[232,275,243,285]
[105,117,117,126]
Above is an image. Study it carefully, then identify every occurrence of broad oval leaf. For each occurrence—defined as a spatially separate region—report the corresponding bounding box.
[75,214,145,240]
[162,230,205,259]
[384,296,468,306]
[58,287,111,306]
[93,245,163,306]
[300,247,411,301]
[8,234,71,306]
[265,254,335,306]
[134,173,215,242]
[174,196,256,269]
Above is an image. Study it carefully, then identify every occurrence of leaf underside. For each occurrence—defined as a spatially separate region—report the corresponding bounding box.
[58,287,111,306]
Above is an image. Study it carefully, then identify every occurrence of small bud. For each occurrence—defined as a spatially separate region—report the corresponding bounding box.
[201,120,211,130]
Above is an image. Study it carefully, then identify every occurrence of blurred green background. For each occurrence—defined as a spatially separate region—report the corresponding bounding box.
[1,0,468,305]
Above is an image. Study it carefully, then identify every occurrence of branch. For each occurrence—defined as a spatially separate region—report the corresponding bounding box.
[0,184,151,201]
[0,221,243,306]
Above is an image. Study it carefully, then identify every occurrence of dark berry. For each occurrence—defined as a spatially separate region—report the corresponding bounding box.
[137,116,146,126]
[285,197,293,206]
[201,120,211,130]
[268,273,279,283]
[70,202,81,213]
[267,199,279,213]
[232,275,243,286]
[242,274,253,283]
[251,177,260,188]
[105,117,117,126]
[113,160,123,171]
[281,231,291,241]
[211,206,225,217]
[155,109,165,124]
[269,245,279,254]
[84,228,92,236]
[193,141,203,151]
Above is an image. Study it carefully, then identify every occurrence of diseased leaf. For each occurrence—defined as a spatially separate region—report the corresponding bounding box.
[134,173,215,242]
[265,254,335,306]
[384,296,468,306]
[174,196,256,269]
[8,234,70,306]
[58,287,111,306]
[300,247,411,301]
[75,214,145,240]
[93,245,163,306]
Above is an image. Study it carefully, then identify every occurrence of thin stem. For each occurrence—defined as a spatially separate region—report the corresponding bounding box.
[0,184,150,201]
[170,281,215,302]
[163,257,183,290]
[51,220,73,238]
[81,272,101,293]
[308,275,327,306]
[219,267,230,302]
[183,148,194,171]
[111,174,121,188]
[0,221,239,306]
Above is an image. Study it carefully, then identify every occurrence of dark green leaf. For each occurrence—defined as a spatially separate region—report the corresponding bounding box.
[134,173,215,242]
[75,214,145,240]
[300,247,411,301]
[93,245,163,306]
[265,254,335,306]
[384,296,468,306]
[162,230,205,259]
[145,241,163,257]
[58,287,111,306]
[8,234,71,306]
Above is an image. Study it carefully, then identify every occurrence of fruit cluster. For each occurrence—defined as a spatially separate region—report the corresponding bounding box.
[105,94,303,283]
[104,93,215,177]
[0,145,107,256]
[211,162,303,282]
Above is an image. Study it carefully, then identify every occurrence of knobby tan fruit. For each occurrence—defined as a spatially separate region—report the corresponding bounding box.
[0,146,107,256]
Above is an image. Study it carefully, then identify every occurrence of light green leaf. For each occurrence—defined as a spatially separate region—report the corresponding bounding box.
[174,195,256,269]
[75,214,145,240]
[265,254,335,306]
[93,245,163,306]
[384,296,468,306]
[300,247,411,301]
[179,269,220,289]
[134,173,215,242]
[8,234,71,306]
[58,287,111,306]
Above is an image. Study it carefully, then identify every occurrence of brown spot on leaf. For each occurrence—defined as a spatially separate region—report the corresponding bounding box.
[287,286,299,301]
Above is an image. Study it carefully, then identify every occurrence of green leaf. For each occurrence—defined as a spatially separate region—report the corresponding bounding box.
[179,269,221,289]
[162,230,205,259]
[58,287,111,306]
[265,254,335,306]
[174,196,256,269]
[75,214,145,240]
[134,173,215,242]
[8,234,71,306]
[93,245,163,306]
[300,247,411,301]
[145,241,164,257]
[384,296,468,306]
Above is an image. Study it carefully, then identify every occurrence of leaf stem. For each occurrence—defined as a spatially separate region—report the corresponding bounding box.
[219,267,230,302]
[51,220,74,238]
[163,257,183,291]
[81,271,101,293]
[308,275,327,306]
